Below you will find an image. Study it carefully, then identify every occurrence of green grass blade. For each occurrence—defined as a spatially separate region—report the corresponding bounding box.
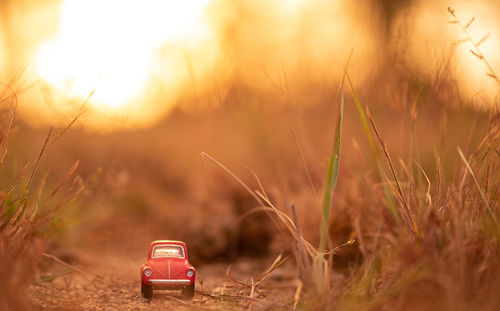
[37,269,74,283]
[346,74,399,221]
[346,74,376,153]
[316,82,344,292]
[319,86,343,253]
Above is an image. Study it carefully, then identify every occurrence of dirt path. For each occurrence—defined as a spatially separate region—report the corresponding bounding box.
[31,244,299,310]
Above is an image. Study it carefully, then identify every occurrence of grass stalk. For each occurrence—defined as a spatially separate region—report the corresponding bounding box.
[366,107,417,235]
[346,74,399,221]
[448,7,500,86]
[458,147,497,223]
[316,80,344,292]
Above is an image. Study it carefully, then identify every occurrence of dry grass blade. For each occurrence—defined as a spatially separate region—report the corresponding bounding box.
[478,127,500,162]
[201,152,318,266]
[247,170,290,233]
[250,277,256,299]
[0,88,17,166]
[10,128,53,224]
[249,169,271,202]
[236,206,275,223]
[477,33,490,47]
[448,7,500,86]
[36,167,52,201]
[0,163,30,207]
[323,239,356,255]
[457,147,496,222]
[201,152,264,206]
[0,66,27,100]
[50,160,80,197]
[465,17,475,29]
[414,161,432,205]
[470,49,483,60]
[255,253,290,286]
[292,128,319,201]
[291,204,312,286]
[53,176,85,210]
[346,74,398,220]
[42,252,119,286]
[366,107,416,235]
[34,177,84,225]
[201,151,319,258]
[293,279,303,310]
[435,153,441,203]
[487,73,498,80]
[399,159,419,210]
[225,264,250,288]
[49,90,93,147]
[255,190,317,257]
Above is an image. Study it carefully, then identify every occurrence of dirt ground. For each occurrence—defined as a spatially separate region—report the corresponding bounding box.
[30,238,300,310]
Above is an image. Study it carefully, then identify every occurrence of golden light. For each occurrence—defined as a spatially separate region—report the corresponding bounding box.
[35,0,213,110]
[451,1,500,100]
[228,0,380,96]
[399,0,500,104]
[7,0,496,130]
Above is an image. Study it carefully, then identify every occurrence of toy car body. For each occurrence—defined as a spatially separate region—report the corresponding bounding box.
[141,240,195,299]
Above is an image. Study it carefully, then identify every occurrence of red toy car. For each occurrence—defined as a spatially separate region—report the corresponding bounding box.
[141,240,196,299]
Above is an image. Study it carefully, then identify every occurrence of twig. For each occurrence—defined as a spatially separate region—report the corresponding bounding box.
[366,107,417,235]
[225,264,251,288]
[457,147,496,222]
[293,279,303,311]
[42,252,120,286]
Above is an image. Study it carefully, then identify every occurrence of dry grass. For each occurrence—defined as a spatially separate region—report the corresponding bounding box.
[0,82,85,310]
[0,6,499,311]
[3,68,499,310]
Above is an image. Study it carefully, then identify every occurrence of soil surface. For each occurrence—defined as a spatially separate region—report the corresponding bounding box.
[31,241,300,310]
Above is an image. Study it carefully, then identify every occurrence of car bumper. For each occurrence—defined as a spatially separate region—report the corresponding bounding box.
[147,279,192,286]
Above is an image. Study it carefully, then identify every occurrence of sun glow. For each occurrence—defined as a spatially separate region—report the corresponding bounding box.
[35,0,212,110]
[399,0,500,103]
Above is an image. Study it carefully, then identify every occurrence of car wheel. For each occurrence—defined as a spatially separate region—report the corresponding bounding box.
[182,284,195,298]
[143,284,153,299]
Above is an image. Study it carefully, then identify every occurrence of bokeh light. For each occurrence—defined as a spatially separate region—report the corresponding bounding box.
[0,0,499,129]
[35,0,214,110]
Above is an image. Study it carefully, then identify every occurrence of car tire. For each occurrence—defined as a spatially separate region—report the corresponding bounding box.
[182,284,195,298]
[143,284,153,299]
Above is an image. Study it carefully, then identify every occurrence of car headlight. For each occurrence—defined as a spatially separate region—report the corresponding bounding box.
[144,269,152,277]
[186,269,194,277]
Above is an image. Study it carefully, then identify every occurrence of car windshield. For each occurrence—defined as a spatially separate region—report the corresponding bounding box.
[152,244,185,258]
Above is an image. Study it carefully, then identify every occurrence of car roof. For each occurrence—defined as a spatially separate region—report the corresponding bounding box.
[150,240,186,246]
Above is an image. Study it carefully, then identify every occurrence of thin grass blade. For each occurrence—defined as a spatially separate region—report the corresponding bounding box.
[316,81,344,292]
[346,74,399,221]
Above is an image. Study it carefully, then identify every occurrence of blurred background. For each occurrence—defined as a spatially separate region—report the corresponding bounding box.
[0,1,499,307]
[1,0,499,128]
